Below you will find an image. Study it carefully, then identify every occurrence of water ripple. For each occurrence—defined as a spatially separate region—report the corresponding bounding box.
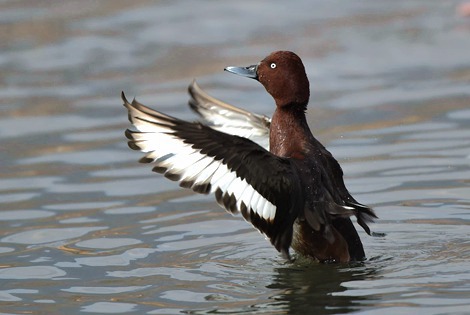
[0,266,66,280]
[1,227,106,245]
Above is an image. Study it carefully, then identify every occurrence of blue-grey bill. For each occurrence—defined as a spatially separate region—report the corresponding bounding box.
[224,65,258,80]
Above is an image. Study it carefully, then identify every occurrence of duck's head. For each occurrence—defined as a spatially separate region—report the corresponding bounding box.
[225,51,310,108]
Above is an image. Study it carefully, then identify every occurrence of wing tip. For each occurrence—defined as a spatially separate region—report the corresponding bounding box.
[188,79,198,92]
[188,80,206,116]
[121,91,129,107]
[121,91,134,107]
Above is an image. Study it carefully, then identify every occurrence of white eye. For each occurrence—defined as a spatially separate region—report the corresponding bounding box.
[270,63,276,69]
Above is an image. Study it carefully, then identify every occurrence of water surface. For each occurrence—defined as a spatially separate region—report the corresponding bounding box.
[1,1,469,314]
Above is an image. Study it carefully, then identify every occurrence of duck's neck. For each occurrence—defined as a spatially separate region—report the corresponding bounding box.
[269,103,311,158]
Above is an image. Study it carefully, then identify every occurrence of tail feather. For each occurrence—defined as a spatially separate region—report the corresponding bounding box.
[345,201,377,236]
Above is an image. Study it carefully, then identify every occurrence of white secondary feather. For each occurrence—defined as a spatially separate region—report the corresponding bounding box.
[208,163,231,192]
[180,154,212,178]
[125,94,278,237]
[238,184,256,211]
[213,169,238,193]
[164,151,203,173]
[190,160,219,186]
[248,189,262,216]
[255,193,268,218]
[226,177,247,201]
[263,200,276,221]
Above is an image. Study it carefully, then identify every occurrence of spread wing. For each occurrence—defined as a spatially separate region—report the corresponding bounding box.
[188,81,271,150]
[123,92,302,258]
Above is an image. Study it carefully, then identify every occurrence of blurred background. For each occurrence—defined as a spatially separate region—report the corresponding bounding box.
[0,1,469,314]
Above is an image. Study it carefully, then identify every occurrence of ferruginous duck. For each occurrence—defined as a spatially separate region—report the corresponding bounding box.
[123,51,377,263]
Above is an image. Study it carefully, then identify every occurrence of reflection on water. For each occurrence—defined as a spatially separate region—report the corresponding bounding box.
[1,0,469,314]
[269,262,380,314]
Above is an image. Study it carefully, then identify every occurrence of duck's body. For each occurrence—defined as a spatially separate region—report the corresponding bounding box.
[124,51,376,263]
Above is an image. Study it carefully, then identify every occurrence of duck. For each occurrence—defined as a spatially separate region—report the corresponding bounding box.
[122,51,377,263]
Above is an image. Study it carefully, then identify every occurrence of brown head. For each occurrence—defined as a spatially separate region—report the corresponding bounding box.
[225,51,310,108]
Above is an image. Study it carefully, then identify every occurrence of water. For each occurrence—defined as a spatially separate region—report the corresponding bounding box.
[1,1,469,314]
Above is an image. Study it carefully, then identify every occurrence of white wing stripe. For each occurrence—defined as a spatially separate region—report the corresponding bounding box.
[209,164,231,190]
[214,171,237,193]
[263,201,276,221]
[226,177,248,202]
[237,183,256,210]
[128,105,277,227]
[210,169,277,223]
[179,155,213,179]
[249,190,262,216]
[163,151,204,172]
[192,160,219,185]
